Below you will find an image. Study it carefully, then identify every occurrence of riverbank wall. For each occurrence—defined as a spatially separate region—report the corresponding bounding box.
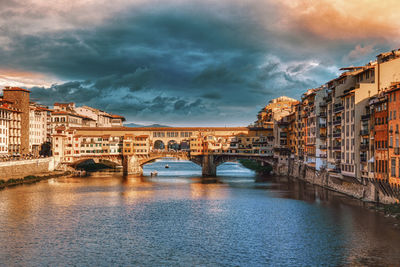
[274,160,398,204]
[0,157,55,179]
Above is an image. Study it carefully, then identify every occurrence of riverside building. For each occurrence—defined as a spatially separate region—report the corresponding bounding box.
[387,82,400,186]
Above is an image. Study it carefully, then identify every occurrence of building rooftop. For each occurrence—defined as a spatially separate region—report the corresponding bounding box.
[3,86,30,93]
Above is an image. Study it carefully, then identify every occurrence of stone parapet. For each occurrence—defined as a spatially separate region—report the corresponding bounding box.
[0,157,55,179]
[274,161,398,204]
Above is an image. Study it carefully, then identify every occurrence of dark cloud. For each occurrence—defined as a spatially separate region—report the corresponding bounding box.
[201,92,222,100]
[1,2,390,125]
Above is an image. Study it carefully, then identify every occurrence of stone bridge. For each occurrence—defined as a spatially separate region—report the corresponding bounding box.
[70,152,275,177]
[191,154,275,176]
[69,151,189,174]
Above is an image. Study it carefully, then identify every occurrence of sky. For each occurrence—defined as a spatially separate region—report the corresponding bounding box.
[1,0,399,126]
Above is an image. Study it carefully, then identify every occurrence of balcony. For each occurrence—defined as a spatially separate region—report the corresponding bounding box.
[360,129,369,136]
[360,144,369,151]
[333,118,341,125]
[333,146,341,151]
[333,132,341,138]
[334,104,344,113]
[278,121,289,126]
[319,112,327,117]
[361,114,370,121]
[319,123,327,128]
[320,134,327,139]
[395,147,400,155]
[319,145,327,150]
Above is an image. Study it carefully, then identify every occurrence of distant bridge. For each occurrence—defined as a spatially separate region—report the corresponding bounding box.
[62,127,274,176]
[69,151,275,176]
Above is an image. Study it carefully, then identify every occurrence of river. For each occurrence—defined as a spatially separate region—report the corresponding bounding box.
[0,159,400,266]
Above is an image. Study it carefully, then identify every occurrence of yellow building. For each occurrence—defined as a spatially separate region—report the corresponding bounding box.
[123,134,150,155]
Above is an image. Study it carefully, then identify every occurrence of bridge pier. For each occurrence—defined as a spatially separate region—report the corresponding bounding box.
[123,155,143,176]
[201,154,217,177]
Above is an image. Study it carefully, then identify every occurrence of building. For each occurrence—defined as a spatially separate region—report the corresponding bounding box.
[51,111,95,130]
[75,105,125,127]
[387,82,400,186]
[3,87,30,155]
[0,106,13,156]
[53,103,125,128]
[273,115,291,164]
[253,96,299,128]
[302,89,318,168]
[314,86,328,170]
[123,135,150,155]
[29,103,51,155]
[371,93,388,181]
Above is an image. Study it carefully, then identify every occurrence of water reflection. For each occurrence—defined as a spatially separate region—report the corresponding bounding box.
[0,160,399,266]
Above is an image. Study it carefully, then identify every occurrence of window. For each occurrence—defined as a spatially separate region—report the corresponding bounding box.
[392,158,397,177]
[398,158,400,178]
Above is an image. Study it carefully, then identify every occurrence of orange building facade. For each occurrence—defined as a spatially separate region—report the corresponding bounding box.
[371,94,388,181]
[387,82,400,186]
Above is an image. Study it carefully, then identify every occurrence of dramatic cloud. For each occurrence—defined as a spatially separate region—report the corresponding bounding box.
[0,0,399,125]
[346,44,376,62]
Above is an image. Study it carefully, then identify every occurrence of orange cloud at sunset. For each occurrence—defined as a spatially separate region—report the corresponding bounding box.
[274,0,400,41]
[0,69,59,88]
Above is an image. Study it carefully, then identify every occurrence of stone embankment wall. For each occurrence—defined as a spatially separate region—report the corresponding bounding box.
[275,160,398,204]
[0,157,55,179]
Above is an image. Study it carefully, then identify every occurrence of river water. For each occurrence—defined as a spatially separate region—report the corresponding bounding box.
[1,159,400,266]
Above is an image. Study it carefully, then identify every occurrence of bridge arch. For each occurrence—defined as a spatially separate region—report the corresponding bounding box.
[191,154,275,176]
[70,156,123,170]
[167,140,179,151]
[153,140,165,150]
[138,152,190,166]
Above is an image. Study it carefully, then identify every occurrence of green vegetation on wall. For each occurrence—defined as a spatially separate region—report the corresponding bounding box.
[239,159,272,175]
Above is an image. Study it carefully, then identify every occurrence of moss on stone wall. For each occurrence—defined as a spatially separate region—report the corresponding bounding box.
[239,159,272,175]
[0,172,70,189]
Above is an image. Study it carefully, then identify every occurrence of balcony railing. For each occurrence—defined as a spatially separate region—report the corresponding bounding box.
[319,112,327,117]
[333,146,341,150]
[360,144,369,150]
[333,118,341,125]
[334,104,344,113]
[361,114,370,121]
[333,132,341,138]
[360,130,369,136]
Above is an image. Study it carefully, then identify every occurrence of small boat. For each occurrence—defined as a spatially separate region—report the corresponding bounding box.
[150,171,158,176]
[165,164,170,169]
